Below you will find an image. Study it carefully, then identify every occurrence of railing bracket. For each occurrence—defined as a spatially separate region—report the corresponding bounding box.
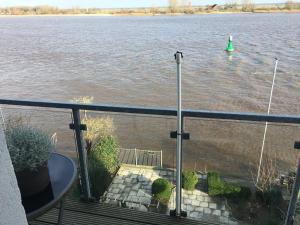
[69,123,87,131]
[170,131,190,140]
[170,209,187,218]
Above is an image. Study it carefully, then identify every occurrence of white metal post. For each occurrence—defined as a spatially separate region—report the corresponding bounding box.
[175,51,183,217]
[256,58,278,184]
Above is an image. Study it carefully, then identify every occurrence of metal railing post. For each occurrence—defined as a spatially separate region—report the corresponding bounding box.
[285,158,300,225]
[134,148,138,166]
[160,150,163,168]
[175,51,183,217]
[72,108,91,200]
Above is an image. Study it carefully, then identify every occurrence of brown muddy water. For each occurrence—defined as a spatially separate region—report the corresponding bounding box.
[0,14,300,181]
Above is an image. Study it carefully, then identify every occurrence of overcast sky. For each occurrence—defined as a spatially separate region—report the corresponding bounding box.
[0,0,294,8]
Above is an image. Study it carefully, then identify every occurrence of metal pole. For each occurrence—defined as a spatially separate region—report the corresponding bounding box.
[256,58,278,184]
[175,51,183,217]
[285,158,300,225]
[160,150,163,168]
[134,148,138,166]
[72,108,91,200]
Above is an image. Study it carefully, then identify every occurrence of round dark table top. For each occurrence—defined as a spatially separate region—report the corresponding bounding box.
[22,153,77,220]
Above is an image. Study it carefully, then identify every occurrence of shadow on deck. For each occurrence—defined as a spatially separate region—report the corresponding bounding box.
[29,195,216,225]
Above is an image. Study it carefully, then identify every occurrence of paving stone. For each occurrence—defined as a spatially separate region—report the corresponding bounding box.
[221,205,226,210]
[189,194,196,200]
[212,209,221,216]
[196,195,203,201]
[132,183,141,191]
[111,188,120,194]
[209,203,217,209]
[204,196,211,202]
[203,208,211,214]
[229,221,238,225]
[191,199,200,206]
[219,216,229,224]
[184,198,192,204]
[195,207,203,212]
[189,211,199,218]
[124,187,131,193]
[222,211,229,217]
[129,191,137,196]
[118,184,125,189]
[124,177,133,183]
[187,205,195,211]
[131,174,138,179]
[200,202,208,208]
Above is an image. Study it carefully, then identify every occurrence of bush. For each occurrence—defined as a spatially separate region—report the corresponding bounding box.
[256,186,283,206]
[83,116,114,152]
[182,171,198,190]
[88,136,119,199]
[152,178,172,204]
[5,126,53,172]
[207,172,251,201]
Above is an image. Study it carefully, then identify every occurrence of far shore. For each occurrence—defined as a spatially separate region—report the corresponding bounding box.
[0,9,300,17]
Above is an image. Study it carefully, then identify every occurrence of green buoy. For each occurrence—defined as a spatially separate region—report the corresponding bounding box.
[226,35,234,52]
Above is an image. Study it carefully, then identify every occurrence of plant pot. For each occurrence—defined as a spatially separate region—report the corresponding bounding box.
[16,163,50,197]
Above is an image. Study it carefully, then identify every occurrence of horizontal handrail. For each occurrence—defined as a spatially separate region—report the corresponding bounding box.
[1,98,300,124]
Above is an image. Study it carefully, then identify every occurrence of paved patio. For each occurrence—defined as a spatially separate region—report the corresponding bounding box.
[103,165,238,224]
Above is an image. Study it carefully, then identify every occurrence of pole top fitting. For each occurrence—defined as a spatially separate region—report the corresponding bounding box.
[174,51,183,64]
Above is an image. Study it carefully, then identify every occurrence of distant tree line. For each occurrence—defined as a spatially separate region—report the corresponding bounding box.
[0,2,299,16]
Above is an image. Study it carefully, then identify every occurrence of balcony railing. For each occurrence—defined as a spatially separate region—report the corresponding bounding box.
[1,98,300,225]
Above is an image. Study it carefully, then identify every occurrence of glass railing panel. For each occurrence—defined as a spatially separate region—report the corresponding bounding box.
[84,111,176,216]
[182,118,299,224]
[0,105,76,156]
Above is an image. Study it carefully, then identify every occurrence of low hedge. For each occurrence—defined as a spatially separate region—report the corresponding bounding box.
[152,178,172,204]
[207,172,251,201]
[256,187,283,206]
[182,171,198,191]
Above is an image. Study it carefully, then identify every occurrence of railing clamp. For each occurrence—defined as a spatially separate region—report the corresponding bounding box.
[69,123,87,131]
[170,209,187,218]
[294,141,300,149]
[170,131,190,140]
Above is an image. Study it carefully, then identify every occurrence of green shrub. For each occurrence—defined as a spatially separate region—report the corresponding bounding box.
[88,136,119,199]
[182,171,198,190]
[207,172,251,201]
[5,126,53,172]
[152,178,172,204]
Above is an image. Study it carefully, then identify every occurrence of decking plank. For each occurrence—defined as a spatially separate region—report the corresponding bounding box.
[31,194,216,225]
[60,197,214,225]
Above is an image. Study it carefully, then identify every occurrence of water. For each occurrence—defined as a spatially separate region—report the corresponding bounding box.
[0,14,300,177]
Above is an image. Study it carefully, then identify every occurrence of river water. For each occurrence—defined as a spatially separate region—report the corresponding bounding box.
[0,14,299,178]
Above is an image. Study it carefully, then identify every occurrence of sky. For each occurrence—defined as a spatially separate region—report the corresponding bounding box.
[0,0,291,8]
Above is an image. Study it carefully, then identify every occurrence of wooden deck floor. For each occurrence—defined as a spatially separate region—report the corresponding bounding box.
[29,196,216,225]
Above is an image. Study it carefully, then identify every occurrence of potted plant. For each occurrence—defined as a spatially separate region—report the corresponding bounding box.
[5,125,53,197]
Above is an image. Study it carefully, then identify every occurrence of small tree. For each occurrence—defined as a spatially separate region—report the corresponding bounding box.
[254,153,279,193]
[242,0,255,12]
[285,1,299,10]
[71,96,114,152]
[83,116,114,153]
[169,0,178,13]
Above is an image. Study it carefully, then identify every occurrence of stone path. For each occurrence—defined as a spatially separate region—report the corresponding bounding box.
[103,165,238,224]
